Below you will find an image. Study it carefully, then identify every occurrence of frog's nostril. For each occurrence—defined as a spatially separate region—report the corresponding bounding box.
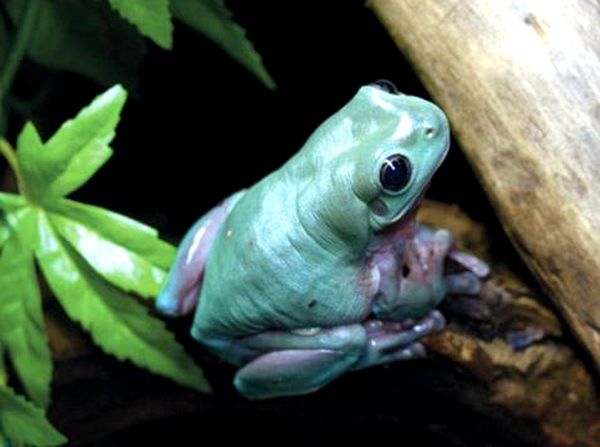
[424,125,435,138]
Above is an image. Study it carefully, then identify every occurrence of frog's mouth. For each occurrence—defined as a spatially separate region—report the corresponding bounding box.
[374,188,426,238]
[392,187,427,224]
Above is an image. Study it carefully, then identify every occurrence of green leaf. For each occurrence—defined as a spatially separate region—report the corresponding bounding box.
[0,193,28,249]
[0,222,8,250]
[2,85,207,406]
[34,211,210,392]
[49,199,175,270]
[0,385,66,446]
[48,207,173,298]
[0,235,52,408]
[0,192,26,213]
[170,0,276,89]
[108,0,173,49]
[17,86,126,201]
[15,122,45,201]
[5,0,147,90]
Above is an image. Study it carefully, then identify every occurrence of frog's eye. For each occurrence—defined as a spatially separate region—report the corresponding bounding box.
[379,154,412,193]
[370,79,398,94]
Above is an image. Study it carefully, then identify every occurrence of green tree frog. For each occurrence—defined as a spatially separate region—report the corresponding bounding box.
[157,81,489,399]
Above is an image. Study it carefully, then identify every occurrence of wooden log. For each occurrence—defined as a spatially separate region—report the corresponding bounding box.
[419,201,600,447]
[368,0,600,371]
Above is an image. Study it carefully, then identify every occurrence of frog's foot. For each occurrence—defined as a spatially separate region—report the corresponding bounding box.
[404,227,455,286]
[412,225,490,296]
[414,227,455,266]
[445,271,482,294]
[353,309,445,370]
[444,250,490,295]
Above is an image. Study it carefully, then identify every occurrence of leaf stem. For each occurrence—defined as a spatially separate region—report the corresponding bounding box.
[0,0,41,134]
[0,137,22,190]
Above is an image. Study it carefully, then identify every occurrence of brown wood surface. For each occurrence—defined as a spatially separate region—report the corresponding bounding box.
[419,201,600,447]
[368,0,600,372]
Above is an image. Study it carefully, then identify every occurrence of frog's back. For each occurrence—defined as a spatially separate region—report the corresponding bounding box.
[192,170,370,339]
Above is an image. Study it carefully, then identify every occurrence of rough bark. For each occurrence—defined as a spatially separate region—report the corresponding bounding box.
[368,0,600,372]
[46,201,600,446]
[419,201,600,447]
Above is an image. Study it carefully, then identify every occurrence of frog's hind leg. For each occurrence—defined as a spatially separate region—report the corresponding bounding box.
[219,314,440,399]
[229,324,367,399]
[156,190,245,316]
[234,349,361,399]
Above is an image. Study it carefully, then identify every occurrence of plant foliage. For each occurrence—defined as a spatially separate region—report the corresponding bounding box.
[2,0,274,92]
[0,0,272,443]
[0,86,210,445]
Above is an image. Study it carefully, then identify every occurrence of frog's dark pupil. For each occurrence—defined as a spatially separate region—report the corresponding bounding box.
[380,155,411,192]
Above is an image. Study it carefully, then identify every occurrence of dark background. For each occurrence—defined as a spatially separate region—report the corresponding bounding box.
[11,0,491,241]
[8,1,527,445]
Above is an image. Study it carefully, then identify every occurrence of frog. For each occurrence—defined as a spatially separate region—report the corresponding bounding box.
[156,81,489,399]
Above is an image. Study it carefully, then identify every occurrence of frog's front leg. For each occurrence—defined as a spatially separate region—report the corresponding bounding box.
[409,225,489,297]
[198,311,442,399]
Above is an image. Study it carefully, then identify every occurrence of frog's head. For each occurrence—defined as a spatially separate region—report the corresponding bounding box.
[344,82,450,231]
[294,82,450,247]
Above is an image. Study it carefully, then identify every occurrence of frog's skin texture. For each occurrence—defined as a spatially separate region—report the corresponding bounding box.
[157,83,489,399]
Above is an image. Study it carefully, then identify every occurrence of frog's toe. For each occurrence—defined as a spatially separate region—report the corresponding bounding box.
[354,310,444,369]
[427,309,447,331]
[386,342,426,362]
[449,250,490,278]
[445,271,482,295]
[433,228,455,253]
[366,342,427,366]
